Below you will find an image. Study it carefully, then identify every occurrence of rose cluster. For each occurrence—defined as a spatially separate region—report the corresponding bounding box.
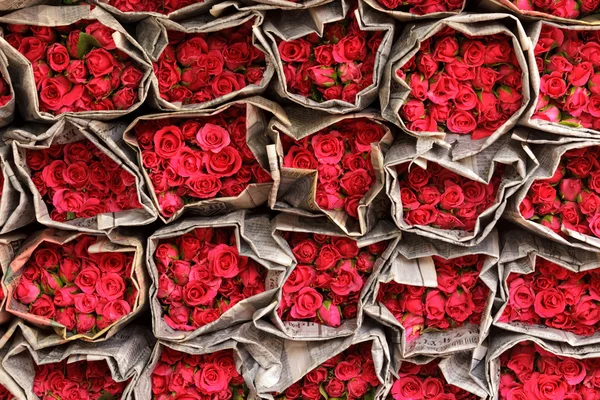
[512,0,600,20]
[33,359,130,400]
[520,146,600,238]
[154,226,267,331]
[134,106,272,218]
[155,20,266,106]
[106,0,203,14]
[499,341,600,400]
[278,231,389,327]
[151,348,249,399]
[397,28,523,139]
[12,235,137,335]
[390,360,477,400]
[3,21,144,114]
[378,255,489,342]
[398,162,504,231]
[376,0,463,15]
[500,257,600,336]
[276,6,383,104]
[281,118,385,220]
[273,343,380,400]
[26,139,142,222]
[0,75,11,107]
[532,25,600,130]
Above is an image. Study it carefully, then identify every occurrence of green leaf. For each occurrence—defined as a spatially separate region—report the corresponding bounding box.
[77,33,101,59]
[559,120,582,128]
[66,212,77,220]
[319,385,329,400]
[98,394,116,400]
[363,390,375,400]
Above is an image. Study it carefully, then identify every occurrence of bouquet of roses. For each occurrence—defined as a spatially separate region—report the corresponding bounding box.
[147,212,286,341]
[269,107,393,236]
[4,229,146,341]
[0,5,151,122]
[124,98,276,223]
[478,0,600,23]
[494,229,600,345]
[365,232,497,358]
[256,214,397,340]
[11,118,157,232]
[385,133,535,246]
[136,11,273,112]
[380,14,530,160]
[259,0,394,114]
[363,0,465,20]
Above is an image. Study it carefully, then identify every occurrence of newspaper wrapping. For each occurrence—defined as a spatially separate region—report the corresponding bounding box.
[477,0,600,25]
[135,11,274,113]
[134,322,283,400]
[266,106,394,237]
[486,332,600,400]
[0,42,14,129]
[0,233,25,326]
[255,320,392,400]
[3,228,149,342]
[505,128,600,251]
[255,0,395,114]
[252,213,400,340]
[122,97,286,223]
[384,133,537,246]
[0,5,152,123]
[379,13,532,162]
[1,323,155,400]
[0,144,34,234]
[493,229,600,346]
[6,117,158,233]
[361,0,465,21]
[517,21,600,138]
[364,230,500,359]
[146,211,288,343]
[0,0,50,12]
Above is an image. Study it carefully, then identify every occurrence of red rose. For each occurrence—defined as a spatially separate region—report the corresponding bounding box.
[447,110,477,134]
[278,39,311,63]
[340,169,372,196]
[112,87,137,110]
[206,146,242,177]
[534,289,566,318]
[208,244,240,279]
[47,43,70,73]
[290,287,323,319]
[211,71,245,97]
[85,48,118,77]
[406,205,438,226]
[197,124,231,153]
[283,146,318,169]
[185,175,221,199]
[18,36,46,62]
[333,35,367,63]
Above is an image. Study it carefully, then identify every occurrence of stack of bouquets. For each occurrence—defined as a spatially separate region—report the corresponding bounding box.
[506,131,600,251]
[268,107,393,236]
[494,229,600,344]
[477,0,600,23]
[124,98,276,222]
[363,0,465,19]
[146,211,286,341]
[519,22,600,138]
[135,10,273,112]
[0,324,153,400]
[10,118,157,232]
[0,233,25,325]
[384,133,534,246]
[379,14,531,160]
[0,145,34,234]
[256,322,390,400]
[3,229,147,341]
[0,5,151,123]
[365,231,498,358]
[254,213,398,340]
[258,0,394,113]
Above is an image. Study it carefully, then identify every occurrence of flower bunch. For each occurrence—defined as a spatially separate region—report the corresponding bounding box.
[390,360,477,400]
[396,28,523,139]
[397,162,505,231]
[519,146,600,237]
[499,341,600,400]
[154,226,267,331]
[12,235,137,335]
[276,6,384,104]
[500,257,600,336]
[151,347,248,399]
[0,75,11,107]
[134,105,272,218]
[274,343,380,400]
[33,359,130,400]
[106,0,203,14]
[25,139,142,222]
[532,25,600,130]
[278,231,389,327]
[281,118,385,220]
[512,0,599,20]
[155,20,266,106]
[375,0,463,15]
[377,254,489,341]
[3,21,144,114]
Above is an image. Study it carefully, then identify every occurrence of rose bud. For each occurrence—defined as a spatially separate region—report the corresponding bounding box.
[541,215,562,233]
[15,279,41,304]
[308,66,337,88]
[559,178,584,201]
[317,301,342,327]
